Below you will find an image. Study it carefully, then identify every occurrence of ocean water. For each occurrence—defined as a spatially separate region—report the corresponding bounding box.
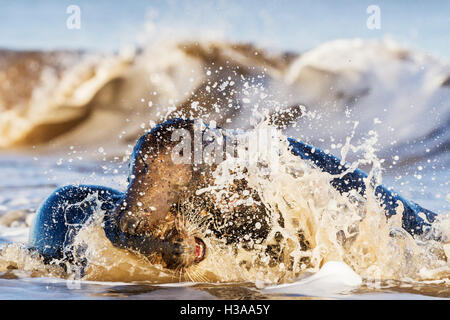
[0,1,449,299]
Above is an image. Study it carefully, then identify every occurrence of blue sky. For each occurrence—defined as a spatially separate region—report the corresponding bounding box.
[0,0,448,58]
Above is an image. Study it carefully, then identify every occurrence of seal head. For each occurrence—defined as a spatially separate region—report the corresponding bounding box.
[116,118,271,269]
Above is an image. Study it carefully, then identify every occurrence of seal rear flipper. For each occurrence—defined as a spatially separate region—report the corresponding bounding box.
[287,138,439,238]
[29,184,124,268]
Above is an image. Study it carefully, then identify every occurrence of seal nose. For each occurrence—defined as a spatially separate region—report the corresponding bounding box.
[194,237,206,263]
[156,229,206,268]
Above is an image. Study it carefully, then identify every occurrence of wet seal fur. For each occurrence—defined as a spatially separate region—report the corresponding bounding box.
[28,118,275,273]
[113,117,440,269]
[116,118,273,269]
[28,118,439,275]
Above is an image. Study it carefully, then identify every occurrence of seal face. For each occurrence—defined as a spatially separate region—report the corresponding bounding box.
[116,118,272,269]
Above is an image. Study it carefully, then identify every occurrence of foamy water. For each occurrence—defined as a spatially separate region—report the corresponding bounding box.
[0,37,449,299]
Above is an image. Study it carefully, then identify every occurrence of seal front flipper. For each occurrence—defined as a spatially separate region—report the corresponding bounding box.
[116,119,195,236]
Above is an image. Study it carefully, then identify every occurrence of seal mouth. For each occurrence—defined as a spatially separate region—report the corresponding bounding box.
[194,237,206,263]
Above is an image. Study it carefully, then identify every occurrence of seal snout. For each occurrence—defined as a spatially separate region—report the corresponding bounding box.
[194,237,206,263]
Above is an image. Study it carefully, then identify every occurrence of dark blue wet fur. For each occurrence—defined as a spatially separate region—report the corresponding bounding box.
[288,138,437,236]
[28,185,123,263]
